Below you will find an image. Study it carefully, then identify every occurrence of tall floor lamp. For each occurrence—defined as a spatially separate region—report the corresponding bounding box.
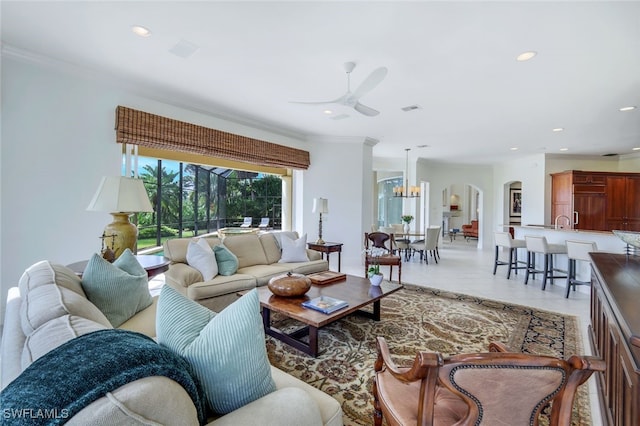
[313,197,329,244]
[87,176,153,259]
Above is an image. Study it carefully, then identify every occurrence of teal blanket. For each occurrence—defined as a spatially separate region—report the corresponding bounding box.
[1,329,206,425]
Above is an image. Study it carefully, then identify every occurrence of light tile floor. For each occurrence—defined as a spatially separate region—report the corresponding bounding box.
[149,236,602,425]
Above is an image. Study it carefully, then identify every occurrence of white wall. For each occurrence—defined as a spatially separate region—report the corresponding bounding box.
[0,54,307,322]
[618,153,640,172]
[304,137,374,270]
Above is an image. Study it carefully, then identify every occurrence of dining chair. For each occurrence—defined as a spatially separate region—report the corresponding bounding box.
[409,226,440,264]
[390,224,410,260]
[364,232,402,284]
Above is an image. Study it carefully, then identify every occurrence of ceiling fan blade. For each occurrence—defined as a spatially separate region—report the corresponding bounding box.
[289,93,347,105]
[353,102,380,116]
[350,67,388,100]
[290,100,336,105]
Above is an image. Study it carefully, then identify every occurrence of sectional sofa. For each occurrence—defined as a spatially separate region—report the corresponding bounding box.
[1,258,342,425]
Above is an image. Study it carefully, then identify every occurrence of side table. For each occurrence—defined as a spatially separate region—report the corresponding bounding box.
[67,254,170,279]
[307,242,343,272]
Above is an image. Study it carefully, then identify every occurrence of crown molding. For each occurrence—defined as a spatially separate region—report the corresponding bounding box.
[306,135,379,146]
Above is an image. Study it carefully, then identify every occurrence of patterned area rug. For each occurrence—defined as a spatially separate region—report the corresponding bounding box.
[266,284,590,426]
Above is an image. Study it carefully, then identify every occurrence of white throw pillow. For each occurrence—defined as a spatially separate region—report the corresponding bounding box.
[187,238,218,281]
[278,233,309,263]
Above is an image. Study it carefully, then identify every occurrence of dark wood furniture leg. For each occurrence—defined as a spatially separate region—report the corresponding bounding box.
[262,306,320,356]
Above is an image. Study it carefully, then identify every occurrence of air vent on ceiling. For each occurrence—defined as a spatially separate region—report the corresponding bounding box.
[401,105,422,112]
[169,39,200,58]
[602,153,619,157]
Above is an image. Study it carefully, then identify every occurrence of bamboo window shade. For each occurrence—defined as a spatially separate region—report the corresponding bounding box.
[115,106,310,170]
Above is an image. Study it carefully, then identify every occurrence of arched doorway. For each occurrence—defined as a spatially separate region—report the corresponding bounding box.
[443,182,483,247]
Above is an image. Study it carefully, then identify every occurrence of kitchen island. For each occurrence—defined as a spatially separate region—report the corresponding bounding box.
[508,225,629,294]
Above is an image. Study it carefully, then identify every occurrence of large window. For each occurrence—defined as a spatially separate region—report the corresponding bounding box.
[132,156,282,250]
[377,177,403,227]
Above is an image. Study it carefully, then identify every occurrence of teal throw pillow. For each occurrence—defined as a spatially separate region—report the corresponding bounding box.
[157,285,276,414]
[213,245,239,275]
[82,249,152,327]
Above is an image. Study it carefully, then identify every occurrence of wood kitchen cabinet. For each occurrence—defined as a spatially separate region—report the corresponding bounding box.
[590,253,640,425]
[551,171,640,231]
[605,175,640,231]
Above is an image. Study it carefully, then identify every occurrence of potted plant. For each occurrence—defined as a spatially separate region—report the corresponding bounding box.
[365,247,386,286]
[401,215,414,233]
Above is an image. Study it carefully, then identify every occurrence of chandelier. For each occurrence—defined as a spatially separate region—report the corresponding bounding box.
[393,148,420,198]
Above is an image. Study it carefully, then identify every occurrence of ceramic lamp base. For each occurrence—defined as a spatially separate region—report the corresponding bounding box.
[103,213,138,259]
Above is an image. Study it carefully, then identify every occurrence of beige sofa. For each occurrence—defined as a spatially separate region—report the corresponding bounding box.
[1,260,343,426]
[163,231,329,312]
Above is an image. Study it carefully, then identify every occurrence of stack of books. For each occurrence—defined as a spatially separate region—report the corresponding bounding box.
[302,296,348,314]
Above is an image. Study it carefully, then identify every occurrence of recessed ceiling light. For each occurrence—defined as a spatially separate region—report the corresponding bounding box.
[516,51,537,62]
[510,147,519,151]
[633,147,640,151]
[323,110,332,115]
[619,106,636,112]
[559,148,569,152]
[131,25,151,37]
[552,128,564,132]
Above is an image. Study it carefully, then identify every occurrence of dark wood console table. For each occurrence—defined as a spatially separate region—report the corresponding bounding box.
[589,252,640,425]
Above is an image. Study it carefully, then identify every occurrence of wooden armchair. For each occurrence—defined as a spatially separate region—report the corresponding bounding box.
[373,336,604,426]
[364,232,402,284]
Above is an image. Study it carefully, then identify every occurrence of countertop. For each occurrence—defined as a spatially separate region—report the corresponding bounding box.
[514,225,614,235]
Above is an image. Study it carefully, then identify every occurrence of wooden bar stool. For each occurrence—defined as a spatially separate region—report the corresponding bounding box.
[493,231,527,279]
[524,235,567,290]
[565,240,597,298]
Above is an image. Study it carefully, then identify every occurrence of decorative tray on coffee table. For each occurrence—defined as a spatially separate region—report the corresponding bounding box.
[307,271,347,285]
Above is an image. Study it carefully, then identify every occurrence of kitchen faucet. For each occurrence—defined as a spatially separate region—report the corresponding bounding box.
[554,214,572,230]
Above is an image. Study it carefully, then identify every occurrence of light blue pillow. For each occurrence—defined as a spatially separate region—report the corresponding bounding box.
[157,285,276,414]
[213,245,239,275]
[81,249,152,327]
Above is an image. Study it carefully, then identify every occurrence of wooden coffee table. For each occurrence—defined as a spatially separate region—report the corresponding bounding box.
[255,274,402,357]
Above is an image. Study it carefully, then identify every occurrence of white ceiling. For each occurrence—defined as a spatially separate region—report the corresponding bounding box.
[2,1,639,165]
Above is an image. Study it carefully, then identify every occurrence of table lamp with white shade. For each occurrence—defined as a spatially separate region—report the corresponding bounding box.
[87,176,153,259]
[312,197,329,244]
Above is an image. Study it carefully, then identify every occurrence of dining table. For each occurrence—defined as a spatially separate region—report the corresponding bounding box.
[392,233,425,261]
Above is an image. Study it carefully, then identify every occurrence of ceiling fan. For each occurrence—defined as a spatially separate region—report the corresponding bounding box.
[292,62,388,117]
